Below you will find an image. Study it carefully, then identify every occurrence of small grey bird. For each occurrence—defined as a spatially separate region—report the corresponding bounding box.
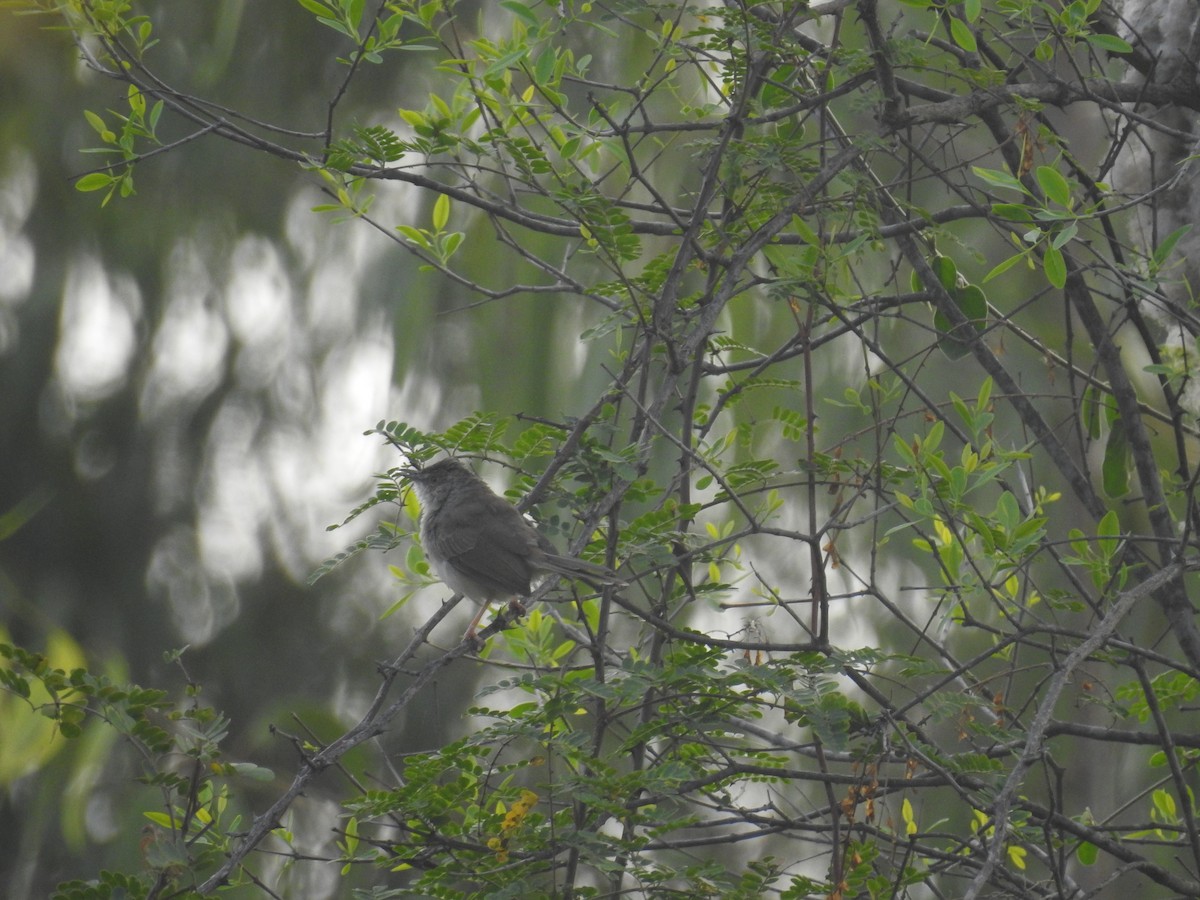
[401,458,619,639]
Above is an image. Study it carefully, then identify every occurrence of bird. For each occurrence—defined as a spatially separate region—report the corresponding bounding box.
[401,458,620,639]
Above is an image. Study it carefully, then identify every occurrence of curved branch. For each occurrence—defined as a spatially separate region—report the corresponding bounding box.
[196,599,472,892]
[963,559,1199,899]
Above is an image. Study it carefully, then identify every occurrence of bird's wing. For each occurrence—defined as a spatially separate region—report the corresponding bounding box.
[429,490,540,597]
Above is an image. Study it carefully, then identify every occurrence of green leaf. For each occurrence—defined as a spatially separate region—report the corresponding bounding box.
[397,108,426,128]
[1082,385,1102,439]
[977,376,992,409]
[931,321,971,358]
[931,255,958,290]
[127,83,145,116]
[75,172,114,192]
[1096,509,1121,560]
[949,17,977,52]
[500,0,539,26]
[229,762,276,781]
[1096,509,1119,539]
[1042,245,1066,288]
[83,109,115,143]
[484,43,531,77]
[995,491,1020,531]
[1051,222,1078,249]
[417,0,440,27]
[973,166,1028,194]
[396,224,432,250]
[1102,419,1129,497]
[315,15,355,39]
[559,136,581,159]
[534,47,556,84]
[432,192,450,231]
[933,283,987,358]
[1036,166,1071,207]
[1152,788,1178,822]
[1086,33,1132,54]
[429,92,451,120]
[1152,224,1192,267]
[440,231,464,258]
[957,284,987,320]
[294,0,335,17]
[982,251,1027,283]
[772,405,808,441]
[759,63,797,108]
[991,202,1033,222]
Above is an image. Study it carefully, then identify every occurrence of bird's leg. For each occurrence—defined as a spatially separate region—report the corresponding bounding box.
[463,598,528,642]
[463,602,492,641]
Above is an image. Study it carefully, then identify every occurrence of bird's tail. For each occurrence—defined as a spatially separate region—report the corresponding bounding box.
[541,554,624,587]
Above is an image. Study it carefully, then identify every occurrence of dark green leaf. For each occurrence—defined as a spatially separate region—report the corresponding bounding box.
[931,255,958,290]
[1082,385,1102,440]
[1102,419,1129,497]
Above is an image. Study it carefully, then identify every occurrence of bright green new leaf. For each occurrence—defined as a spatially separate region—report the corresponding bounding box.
[75,173,114,193]
[433,192,450,230]
[84,110,115,143]
[902,797,918,835]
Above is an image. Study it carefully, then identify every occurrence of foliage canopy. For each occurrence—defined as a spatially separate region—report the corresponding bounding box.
[6,0,1200,897]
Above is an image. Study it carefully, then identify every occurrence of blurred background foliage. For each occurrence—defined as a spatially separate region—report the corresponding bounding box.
[0,1,569,891]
